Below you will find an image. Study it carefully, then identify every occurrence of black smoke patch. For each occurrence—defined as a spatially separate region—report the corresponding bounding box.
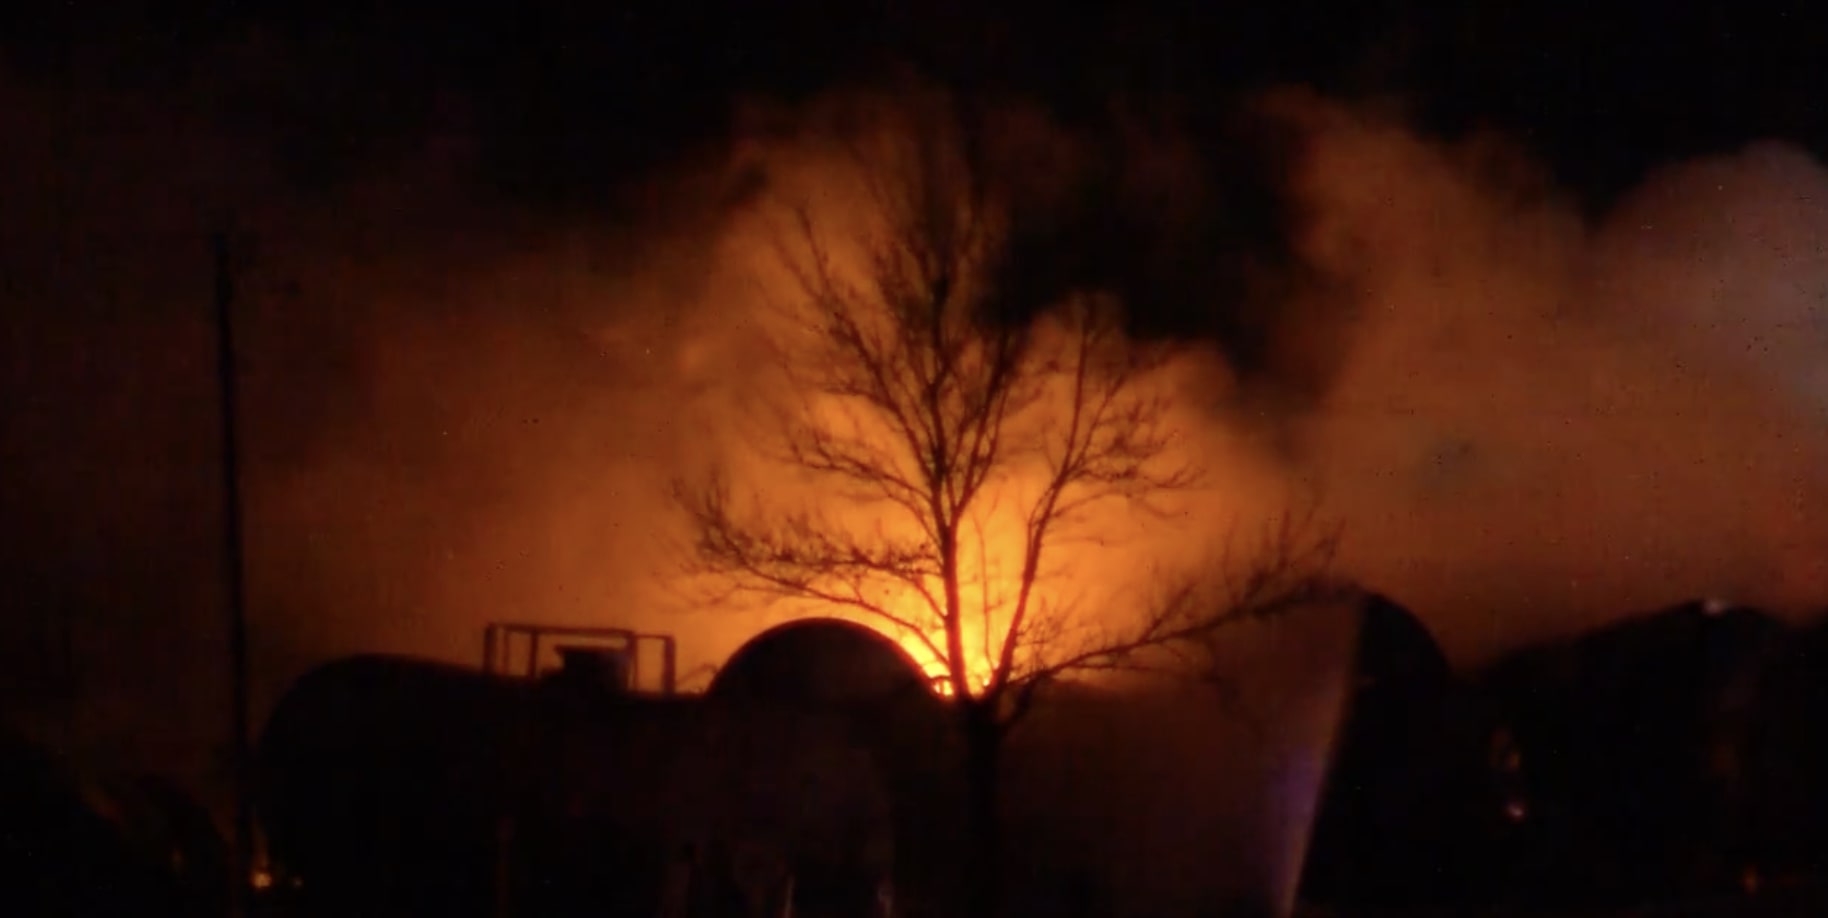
[978,100,1341,412]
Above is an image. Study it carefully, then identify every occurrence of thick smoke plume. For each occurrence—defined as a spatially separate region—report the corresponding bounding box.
[6,64,1828,804]
[1268,90,1828,660]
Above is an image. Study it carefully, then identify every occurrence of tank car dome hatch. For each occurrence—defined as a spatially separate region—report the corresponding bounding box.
[710,618,938,708]
[547,643,633,694]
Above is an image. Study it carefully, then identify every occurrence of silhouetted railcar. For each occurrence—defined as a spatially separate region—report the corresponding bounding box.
[1300,597,1828,914]
[1730,613,1828,887]
[255,655,530,915]
[1296,595,1505,911]
[1477,600,1825,907]
[0,728,227,917]
[710,619,943,722]
[256,629,899,917]
[709,619,957,915]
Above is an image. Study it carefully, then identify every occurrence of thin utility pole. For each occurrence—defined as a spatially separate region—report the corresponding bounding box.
[213,226,255,917]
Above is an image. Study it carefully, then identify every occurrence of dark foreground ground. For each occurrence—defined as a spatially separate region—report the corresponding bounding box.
[238,875,1828,918]
[1294,881,1828,918]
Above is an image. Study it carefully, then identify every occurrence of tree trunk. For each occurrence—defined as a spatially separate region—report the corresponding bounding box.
[961,701,1004,918]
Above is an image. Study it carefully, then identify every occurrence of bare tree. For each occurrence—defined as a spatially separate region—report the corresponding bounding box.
[674,99,1336,916]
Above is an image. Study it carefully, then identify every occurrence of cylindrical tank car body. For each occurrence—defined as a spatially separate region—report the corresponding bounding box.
[256,650,895,917]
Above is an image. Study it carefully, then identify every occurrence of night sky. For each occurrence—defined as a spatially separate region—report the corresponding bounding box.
[4,0,1828,795]
[8,2,1824,208]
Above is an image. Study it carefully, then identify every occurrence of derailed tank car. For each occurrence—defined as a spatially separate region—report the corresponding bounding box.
[256,654,523,915]
[1730,612,1828,889]
[1296,596,1828,914]
[1480,600,1828,907]
[1295,594,1505,912]
[256,625,900,917]
[708,619,956,915]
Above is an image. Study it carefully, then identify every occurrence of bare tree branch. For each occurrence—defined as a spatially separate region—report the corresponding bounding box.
[671,95,1337,735]
[664,93,1348,918]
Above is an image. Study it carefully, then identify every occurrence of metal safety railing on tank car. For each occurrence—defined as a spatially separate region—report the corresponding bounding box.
[482,622,678,694]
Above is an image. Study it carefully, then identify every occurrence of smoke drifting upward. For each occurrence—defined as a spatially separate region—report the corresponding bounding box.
[0,66,783,763]
[1267,90,1828,660]
[238,166,794,699]
[8,51,1828,797]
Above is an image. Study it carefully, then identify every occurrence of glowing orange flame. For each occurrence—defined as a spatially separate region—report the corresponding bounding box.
[888,634,980,697]
[873,590,1000,699]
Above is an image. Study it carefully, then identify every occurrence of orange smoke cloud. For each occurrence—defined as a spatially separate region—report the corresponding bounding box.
[255,82,1828,693]
[668,94,1309,692]
[15,60,1828,803]
[1265,90,1828,660]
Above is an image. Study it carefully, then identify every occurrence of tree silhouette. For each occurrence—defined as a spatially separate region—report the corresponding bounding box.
[674,93,1336,917]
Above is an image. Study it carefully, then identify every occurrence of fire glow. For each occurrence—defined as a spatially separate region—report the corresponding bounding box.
[671,103,1263,706]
